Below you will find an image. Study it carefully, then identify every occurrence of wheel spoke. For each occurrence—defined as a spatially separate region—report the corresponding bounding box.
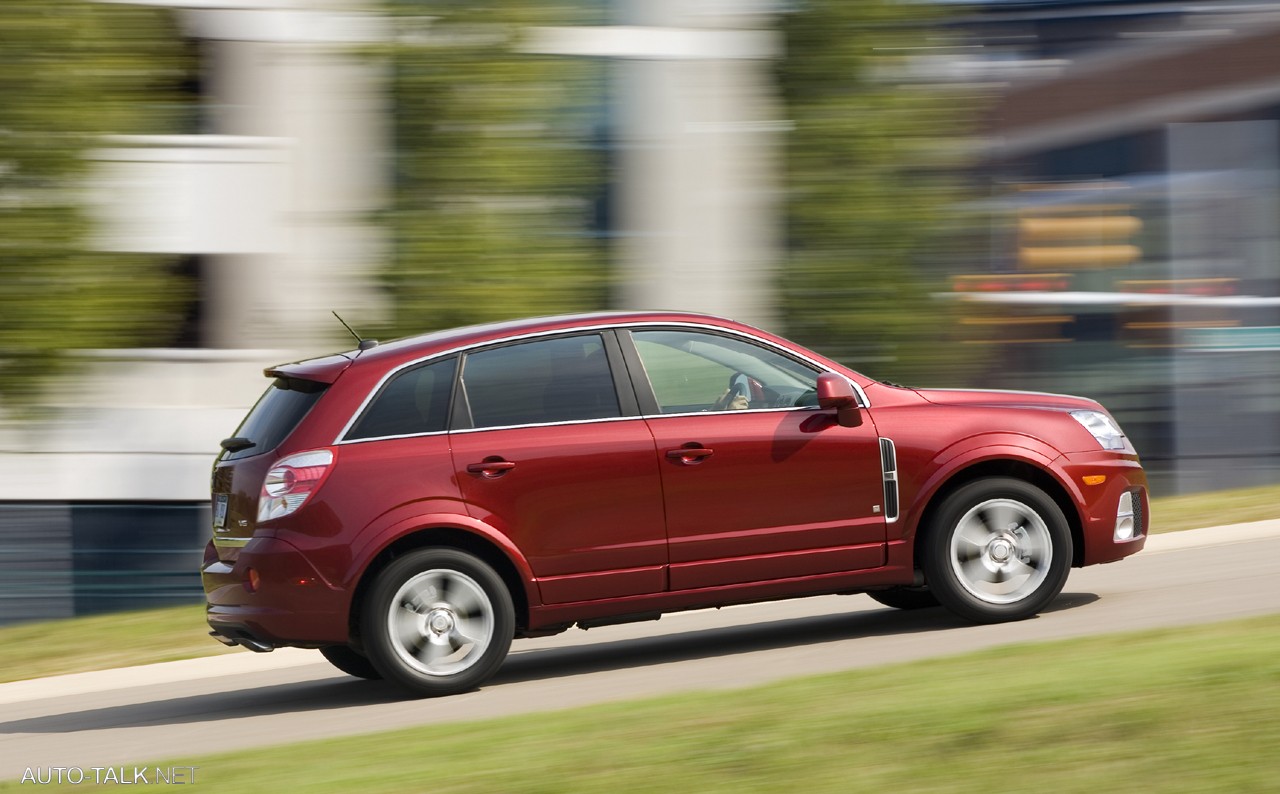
[960,555,996,585]
[448,580,485,617]
[954,518,991,560]
[451,615,488,651]
[983,502,1021,533]
[417,636,453,667]
[1008,556,1037,577]
[392,606,423,648]
[1019,535,1047,567]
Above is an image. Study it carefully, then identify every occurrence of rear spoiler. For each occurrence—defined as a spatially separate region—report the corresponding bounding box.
[265,352,355,385]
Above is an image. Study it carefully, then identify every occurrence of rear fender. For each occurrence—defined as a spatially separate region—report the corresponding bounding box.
[345,507,539,610]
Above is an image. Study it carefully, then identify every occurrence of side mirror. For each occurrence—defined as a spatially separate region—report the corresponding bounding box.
[817,373,860,428]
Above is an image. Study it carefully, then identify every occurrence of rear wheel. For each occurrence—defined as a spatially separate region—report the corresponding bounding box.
[319,645,381,680]
[362,548,514,697]
[924,477,1072,623]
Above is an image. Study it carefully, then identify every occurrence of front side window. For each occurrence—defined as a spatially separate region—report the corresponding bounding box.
[345,357,457,440]
[631,329,819,414]
[461,334,621,429]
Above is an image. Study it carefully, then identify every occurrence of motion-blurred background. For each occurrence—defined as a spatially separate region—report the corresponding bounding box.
[2,0,1278,624]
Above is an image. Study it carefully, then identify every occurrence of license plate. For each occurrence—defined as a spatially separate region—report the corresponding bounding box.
[213,494,229,530]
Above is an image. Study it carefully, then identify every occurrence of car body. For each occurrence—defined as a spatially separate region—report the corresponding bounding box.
[202,310,1148,696]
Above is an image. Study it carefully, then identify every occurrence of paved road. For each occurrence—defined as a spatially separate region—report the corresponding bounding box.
[2,521,1279,780]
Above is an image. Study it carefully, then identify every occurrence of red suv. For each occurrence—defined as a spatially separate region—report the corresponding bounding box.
[203,311,1148,696]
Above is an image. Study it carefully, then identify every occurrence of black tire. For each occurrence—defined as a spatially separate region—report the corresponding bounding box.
[319,645,382,680]
[923,477,1072,624]
[867,587,940,611]
[361,548,514,697]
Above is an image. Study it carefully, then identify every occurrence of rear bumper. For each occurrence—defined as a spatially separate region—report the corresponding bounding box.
[1057,451,1149,566]
[201,536,350,647]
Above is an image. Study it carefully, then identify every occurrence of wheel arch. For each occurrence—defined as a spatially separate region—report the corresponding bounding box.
[911,459,1085,573]
[346,525,534,651]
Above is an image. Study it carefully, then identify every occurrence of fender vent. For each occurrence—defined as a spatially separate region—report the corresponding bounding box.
[879,437,899,523]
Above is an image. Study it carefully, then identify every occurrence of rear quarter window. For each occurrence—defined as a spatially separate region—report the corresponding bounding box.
[345,357,457,440]
[222,377,326,461]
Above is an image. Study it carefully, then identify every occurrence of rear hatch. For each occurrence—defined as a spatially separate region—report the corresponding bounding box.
[211,355,351,560]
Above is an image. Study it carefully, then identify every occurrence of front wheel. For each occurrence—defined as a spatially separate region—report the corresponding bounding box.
[361,548,514,697]
[924,478,1072,624]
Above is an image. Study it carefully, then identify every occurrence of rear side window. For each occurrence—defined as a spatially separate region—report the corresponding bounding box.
[223,377,326,461]
[345,357,457,440]
[461,334,620,429]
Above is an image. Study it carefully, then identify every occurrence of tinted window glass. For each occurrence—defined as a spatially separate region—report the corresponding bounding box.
[223,377,326,460]
[632,330,819,413]
[462,335,620,429]
[346,357,457,440]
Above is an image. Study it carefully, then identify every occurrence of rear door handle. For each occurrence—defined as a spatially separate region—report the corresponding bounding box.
[665,447,714,465]
[466,460,516,478]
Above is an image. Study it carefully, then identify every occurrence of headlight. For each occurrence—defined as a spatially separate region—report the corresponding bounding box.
[1070,410,1131,452]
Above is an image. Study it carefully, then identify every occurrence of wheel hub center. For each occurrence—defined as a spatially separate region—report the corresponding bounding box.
[988,537,1015,563]
[426,608,455,635]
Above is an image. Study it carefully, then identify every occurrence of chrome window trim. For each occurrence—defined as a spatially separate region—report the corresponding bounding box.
[333,321,869,445]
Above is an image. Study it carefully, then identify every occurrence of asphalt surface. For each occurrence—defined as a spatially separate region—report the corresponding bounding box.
[2,520,1279,781]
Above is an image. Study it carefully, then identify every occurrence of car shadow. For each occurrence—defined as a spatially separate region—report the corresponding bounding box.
[0,591,1099,734]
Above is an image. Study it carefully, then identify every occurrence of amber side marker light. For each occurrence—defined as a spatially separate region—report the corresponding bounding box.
[1082,475,1107,486]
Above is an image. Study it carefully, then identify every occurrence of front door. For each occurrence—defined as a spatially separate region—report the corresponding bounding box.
[627,328,886,591]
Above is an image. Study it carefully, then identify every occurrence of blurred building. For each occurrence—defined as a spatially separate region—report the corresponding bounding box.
[940,0,1280,494]
[0,0,390,623]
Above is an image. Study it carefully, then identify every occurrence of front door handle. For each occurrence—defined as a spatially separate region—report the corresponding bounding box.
[466,459,516,478]
[665,446,714,465]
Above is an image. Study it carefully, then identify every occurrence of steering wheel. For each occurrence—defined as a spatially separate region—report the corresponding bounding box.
[714,372,761,410]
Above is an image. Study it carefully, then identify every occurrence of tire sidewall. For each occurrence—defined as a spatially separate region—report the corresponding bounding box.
[362,548,514,697]
[924,477,1072,623]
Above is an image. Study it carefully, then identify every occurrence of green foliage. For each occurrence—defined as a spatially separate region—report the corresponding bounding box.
[379,2,607,338]
[0,1,191,405]
[778,1,983,385]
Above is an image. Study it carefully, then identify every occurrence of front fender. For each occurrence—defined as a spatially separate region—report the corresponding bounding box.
[900,433,1072,539]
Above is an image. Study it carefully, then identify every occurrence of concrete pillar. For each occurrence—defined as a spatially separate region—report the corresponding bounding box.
[613,0,783,328]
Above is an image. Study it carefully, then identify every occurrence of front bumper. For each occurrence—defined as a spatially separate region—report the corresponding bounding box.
[201,536,350,647]
[1057,450,1150,566]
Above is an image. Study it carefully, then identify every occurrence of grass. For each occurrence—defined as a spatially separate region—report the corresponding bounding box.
[0,603,239,684]
[6,614,1279,792]
[1147,481,1280,534]
[1,482,1276,685]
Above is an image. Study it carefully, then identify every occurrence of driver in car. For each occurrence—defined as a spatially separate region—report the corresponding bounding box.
[714,373,758,411]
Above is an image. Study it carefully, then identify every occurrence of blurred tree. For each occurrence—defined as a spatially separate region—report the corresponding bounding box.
[0,1,191,405]
[778,1,983,386]
[378,2,606,338]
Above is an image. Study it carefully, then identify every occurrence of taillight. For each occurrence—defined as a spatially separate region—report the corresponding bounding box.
[258,449,335,522]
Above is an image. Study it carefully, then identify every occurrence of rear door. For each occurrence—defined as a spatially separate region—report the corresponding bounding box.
[449,331,668,604]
